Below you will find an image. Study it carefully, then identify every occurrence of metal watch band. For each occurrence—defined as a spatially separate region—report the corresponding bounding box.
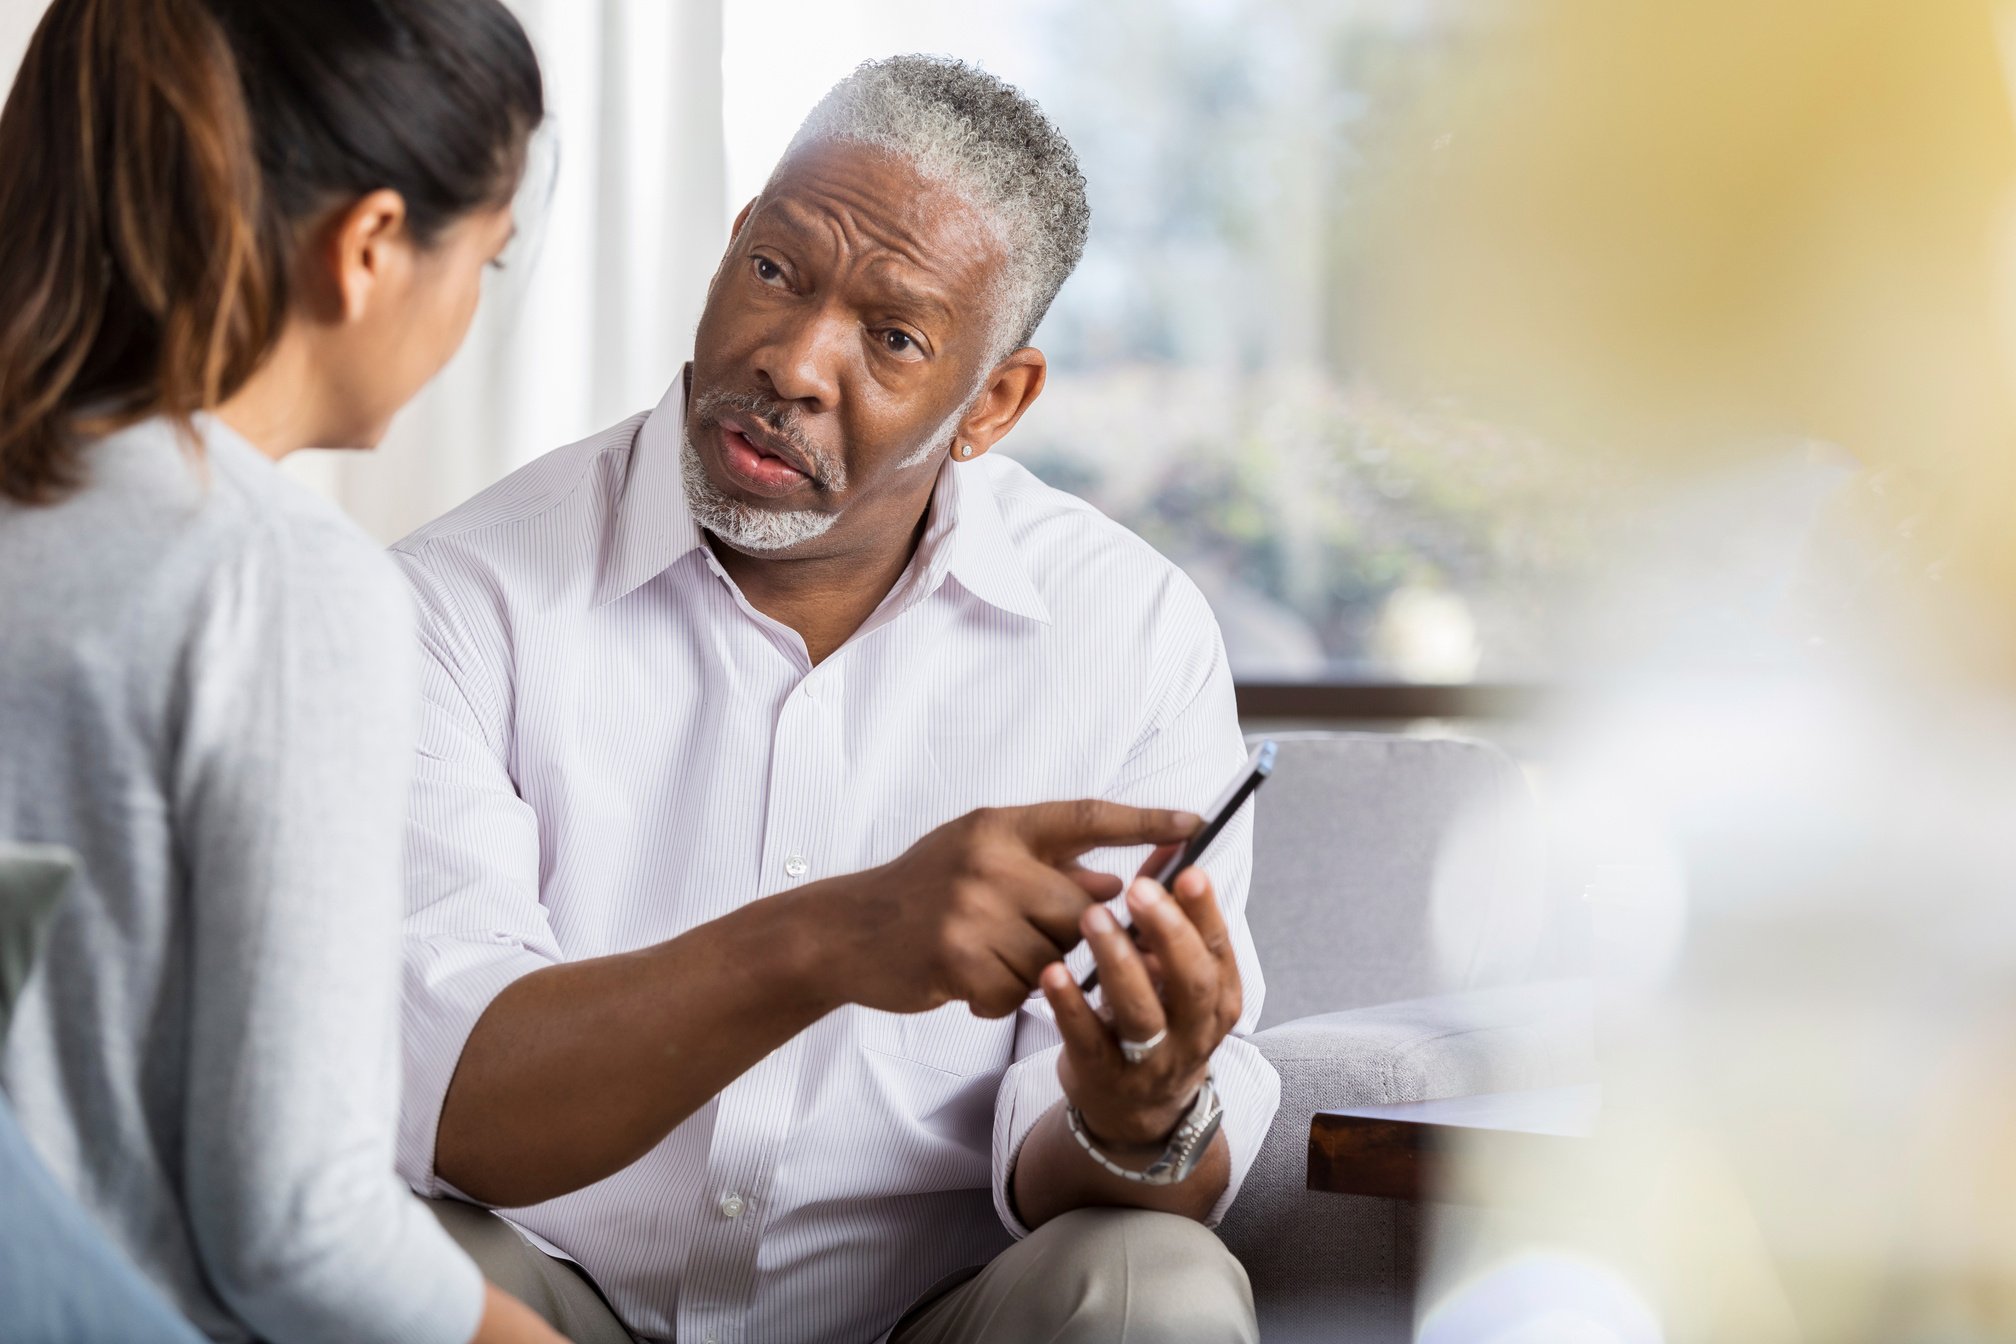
[1065,1077,1223,1186]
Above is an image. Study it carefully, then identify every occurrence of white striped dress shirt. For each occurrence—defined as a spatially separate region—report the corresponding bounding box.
[390,375,1281,1344]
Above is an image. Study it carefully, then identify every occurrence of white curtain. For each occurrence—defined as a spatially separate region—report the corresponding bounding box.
[287,0,727,542]
[0,5,37,91]
[0,0,727,546]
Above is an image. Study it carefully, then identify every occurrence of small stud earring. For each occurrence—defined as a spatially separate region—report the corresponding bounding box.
[958,443,975,459]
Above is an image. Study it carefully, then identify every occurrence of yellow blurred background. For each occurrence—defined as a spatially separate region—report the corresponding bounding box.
[1366,0,2016,680]
[1367,7,2016,1340]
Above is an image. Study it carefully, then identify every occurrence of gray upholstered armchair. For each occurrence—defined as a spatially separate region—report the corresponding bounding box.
[1216,732,1596,1342]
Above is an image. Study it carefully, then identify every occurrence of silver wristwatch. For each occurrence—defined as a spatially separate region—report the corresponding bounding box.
[1065,1078,1223,1185]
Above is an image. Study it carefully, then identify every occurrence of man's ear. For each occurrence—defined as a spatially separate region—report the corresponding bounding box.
[314,189,410,324]
[730,196,759,240]
[954,349,1048,460]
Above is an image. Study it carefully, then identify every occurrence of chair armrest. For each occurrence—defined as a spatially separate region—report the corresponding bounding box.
[1253,978,1597,1110]
[1217,981,1595,1340]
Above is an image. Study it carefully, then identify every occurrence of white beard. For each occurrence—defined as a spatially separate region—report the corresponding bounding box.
[680,428,840,553]
[895,389,979,470]
[679,382,978,552]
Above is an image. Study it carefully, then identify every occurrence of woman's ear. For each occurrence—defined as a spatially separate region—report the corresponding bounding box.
[321,188,412,324]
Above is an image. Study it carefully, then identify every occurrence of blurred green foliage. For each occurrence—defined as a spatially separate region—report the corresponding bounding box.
[1004,0,1606,679]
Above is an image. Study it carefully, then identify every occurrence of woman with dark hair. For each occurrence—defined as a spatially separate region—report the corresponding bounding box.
[0,2,567,1340]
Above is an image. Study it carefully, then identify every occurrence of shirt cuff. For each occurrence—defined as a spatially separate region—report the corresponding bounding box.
[990,1033,1282,1237]
[398,936,553,1197]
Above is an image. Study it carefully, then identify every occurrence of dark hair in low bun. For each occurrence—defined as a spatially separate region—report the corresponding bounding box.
[0,0,544,504]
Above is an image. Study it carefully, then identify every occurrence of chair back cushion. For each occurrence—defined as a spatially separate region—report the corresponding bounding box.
[1246,731,1547,1027]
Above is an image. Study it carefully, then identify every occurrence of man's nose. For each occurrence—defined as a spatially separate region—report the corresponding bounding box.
[751,304,847,413]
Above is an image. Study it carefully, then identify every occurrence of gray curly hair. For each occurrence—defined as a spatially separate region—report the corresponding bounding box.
[778,54,1091,361]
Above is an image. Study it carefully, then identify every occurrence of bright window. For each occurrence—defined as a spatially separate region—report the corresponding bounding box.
[725,1,1588,684]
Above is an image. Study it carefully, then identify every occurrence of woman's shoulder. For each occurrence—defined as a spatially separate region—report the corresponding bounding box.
[0,417,410,772]
[6,415,404,645]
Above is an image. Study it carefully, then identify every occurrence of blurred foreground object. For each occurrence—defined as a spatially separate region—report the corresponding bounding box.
[1371,0,2016,677]
[1353,3,2016,1340]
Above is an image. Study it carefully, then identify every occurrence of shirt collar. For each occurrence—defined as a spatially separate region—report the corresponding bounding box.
[915,454,1053,626]
[593,372,707,608]
[594,372,1050,627]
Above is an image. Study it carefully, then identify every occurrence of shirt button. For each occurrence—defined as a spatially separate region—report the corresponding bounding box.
[783,854,808,879]
[718,1191,745,1219]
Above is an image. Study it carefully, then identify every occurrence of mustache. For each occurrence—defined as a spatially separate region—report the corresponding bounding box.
[692,386,837,487]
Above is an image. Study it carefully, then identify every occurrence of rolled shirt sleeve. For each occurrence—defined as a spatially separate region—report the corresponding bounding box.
[390,544,564,1197]
[174,518,483,1344]
[991,580,1282,1236]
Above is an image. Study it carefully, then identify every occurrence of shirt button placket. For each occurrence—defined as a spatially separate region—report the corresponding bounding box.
[689,657,832,1344]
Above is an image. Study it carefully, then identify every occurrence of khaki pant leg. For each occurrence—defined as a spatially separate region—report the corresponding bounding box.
[891,1207,1258,1344]
[421,1196,637,1344]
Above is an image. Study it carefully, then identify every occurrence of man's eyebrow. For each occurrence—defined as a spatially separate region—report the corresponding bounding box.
[759,213,959,325]
[863,268,955,326]
[753,200,962,326]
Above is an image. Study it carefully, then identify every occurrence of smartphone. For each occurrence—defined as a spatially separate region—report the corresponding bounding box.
[1079,739,1276,995]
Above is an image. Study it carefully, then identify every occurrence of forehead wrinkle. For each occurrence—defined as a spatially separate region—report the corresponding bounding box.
[784,139,1014,253]
[857,259,954,324]
[761,153,1006,320]
[763,186,937,274]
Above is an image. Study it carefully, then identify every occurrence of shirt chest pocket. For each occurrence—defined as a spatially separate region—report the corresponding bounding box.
[845,708,1085,1075]
[856,729,1086,872]
[857,1000,1018,1077]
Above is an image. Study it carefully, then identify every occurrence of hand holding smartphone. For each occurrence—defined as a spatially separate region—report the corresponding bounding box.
[1078,739,1275,995]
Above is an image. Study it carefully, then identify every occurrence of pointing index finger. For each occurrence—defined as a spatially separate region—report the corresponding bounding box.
[1010,799,1201,860]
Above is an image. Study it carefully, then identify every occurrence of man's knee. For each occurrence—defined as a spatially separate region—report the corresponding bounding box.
[416,1196,636,1344]
[1018,1208,1257,1341]
[420,1196,544,1301]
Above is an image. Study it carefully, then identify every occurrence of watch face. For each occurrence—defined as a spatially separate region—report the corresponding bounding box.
[1169,1107,1224,1181]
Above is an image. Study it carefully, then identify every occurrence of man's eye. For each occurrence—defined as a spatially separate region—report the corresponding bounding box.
[753,257,783,282]
[881,329,916,355]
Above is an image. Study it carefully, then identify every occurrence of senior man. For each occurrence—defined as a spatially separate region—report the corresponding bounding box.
[393,56,1279,1344]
